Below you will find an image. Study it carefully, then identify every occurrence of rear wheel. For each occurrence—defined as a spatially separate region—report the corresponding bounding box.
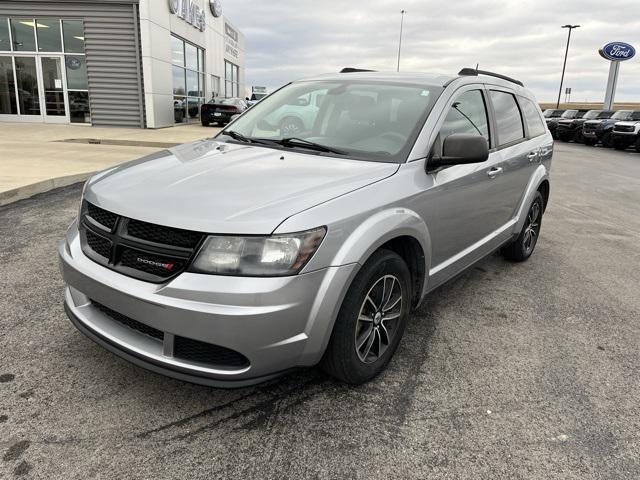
[502,191,543,262]
[321,249,411,384]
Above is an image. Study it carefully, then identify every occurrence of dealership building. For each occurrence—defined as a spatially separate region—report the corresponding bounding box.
[0,0,245,128]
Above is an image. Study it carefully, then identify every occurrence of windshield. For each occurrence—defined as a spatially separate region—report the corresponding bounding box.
[561,110,578,119]
[216,80,443,163]
[251,93,266,100]
[543,109,563,118]
[630,111,640,121]
[209,98,238,105]
[611,110,632,120]
[583,110,602,119]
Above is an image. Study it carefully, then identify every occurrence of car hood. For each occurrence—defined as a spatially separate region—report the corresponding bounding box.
[84,140,399,234]
[615,120,640,126]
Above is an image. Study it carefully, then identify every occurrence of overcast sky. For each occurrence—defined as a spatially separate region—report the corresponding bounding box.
[224,0,640,103]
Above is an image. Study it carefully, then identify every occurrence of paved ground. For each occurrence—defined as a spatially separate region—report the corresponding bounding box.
[0,122,219,205]
[1,143,639,479]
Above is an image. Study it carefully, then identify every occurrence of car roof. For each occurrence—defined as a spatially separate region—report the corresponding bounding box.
[296,70,529,93]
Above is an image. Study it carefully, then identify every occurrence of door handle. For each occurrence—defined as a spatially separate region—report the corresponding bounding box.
[527,151,539,162]
[487,167,503,178]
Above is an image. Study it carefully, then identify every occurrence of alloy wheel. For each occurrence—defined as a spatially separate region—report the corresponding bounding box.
[523,200,541,255]
[354,275,403,364]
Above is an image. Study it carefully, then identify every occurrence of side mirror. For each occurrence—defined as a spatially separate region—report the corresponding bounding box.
[432,133,489,167]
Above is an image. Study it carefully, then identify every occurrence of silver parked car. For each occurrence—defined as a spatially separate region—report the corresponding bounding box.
[60,68,553,387]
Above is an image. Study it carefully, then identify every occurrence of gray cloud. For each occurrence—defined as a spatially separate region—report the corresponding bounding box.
[224,0,640,102]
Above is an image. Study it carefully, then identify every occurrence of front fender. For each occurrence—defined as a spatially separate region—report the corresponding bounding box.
[330,208,431,278]
[297,208,432,363]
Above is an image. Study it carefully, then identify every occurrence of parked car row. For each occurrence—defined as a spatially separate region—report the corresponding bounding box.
[544,108,640,152]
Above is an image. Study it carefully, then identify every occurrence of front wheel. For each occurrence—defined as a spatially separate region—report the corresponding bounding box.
[573,130,584,144]
[201,119,210,127]
[321,250,411,384]
[502,191,544,262]
[583,137,597,146]
[635,137,640,153]
[601,132,612,148]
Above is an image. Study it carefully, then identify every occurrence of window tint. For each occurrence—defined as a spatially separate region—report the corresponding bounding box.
[0,18,11,51]
[62,20,84,53]
[36,19,62,52]
[520,98,546,138]
[10,19,36,51]
[490,90,524,145]
[439,90,489,142]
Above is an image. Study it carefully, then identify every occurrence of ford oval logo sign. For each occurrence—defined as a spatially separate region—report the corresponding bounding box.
[599,42,636,61]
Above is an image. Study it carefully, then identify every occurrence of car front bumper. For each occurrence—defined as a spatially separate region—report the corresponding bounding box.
[59,221,357,387]
[612,131,637,144]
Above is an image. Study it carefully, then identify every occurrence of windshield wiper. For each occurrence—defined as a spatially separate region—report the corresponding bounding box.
[276,137,347,155]
[222,130,274,146]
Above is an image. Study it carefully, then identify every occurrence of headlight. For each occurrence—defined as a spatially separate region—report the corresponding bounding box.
[189,227,326,276]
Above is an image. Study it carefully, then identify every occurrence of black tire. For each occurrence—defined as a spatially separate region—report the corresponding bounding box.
[613,142,627,151]
[502,191,544,262]
[573,130,584,144]
[557,132,570,142]
[321,249,411,384]
[279,117,304,136]
[583,138,597,146]
[601,132,612,148]
[201,119,210,127]
[635,138,640,153]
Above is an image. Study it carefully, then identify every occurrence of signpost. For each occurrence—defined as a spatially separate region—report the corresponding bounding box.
[599,42,636,109]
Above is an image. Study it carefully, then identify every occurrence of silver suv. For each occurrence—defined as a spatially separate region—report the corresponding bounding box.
[60,68,552,387]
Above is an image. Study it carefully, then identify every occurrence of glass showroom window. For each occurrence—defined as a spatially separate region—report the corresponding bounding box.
[63,20,90,123]
[171,34,205,124]
[0,17,90,122]
[225,60,239,97]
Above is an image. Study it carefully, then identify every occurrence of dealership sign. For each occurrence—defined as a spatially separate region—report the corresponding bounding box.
[168,0,206,31]
[224,22,239,59]
[599,42,635,61]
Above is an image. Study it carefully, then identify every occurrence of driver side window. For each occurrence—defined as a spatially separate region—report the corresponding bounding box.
[439,90,490,143]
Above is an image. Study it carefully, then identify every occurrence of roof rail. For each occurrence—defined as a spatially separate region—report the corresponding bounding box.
[340,67,376,73]
[458,68,524,87]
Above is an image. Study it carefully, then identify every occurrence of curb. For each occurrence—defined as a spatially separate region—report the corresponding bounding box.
[0,172,95,207]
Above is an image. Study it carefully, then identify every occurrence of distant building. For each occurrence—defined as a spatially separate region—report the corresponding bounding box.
[0,0,245,128]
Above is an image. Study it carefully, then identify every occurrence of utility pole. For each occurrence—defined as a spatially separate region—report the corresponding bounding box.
[397,10,406,72]
[556,24,580,108]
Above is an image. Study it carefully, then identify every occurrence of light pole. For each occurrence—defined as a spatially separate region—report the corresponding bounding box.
[397,10,406,72]
[556,24,580,108]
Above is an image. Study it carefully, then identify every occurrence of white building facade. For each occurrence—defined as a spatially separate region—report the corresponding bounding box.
[0,0,245,128]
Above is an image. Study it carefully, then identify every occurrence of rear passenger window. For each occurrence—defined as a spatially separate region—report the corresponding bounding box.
[439,90,490,142]
[520,98,546,138]
[489,90,525,146]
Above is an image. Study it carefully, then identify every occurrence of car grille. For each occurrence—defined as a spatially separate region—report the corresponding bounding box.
[91,300,250,369]
[614,124,635,133]
[87,202,118,231]
[93,301,164,341]
[174,336,250,368]
[583,124,597,132]
[80,202,205,283]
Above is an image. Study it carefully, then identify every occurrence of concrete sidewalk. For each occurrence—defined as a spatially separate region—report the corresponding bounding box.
[0,122,220,205]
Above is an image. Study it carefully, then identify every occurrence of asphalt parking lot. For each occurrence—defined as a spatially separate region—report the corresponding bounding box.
[1,143,640,479]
